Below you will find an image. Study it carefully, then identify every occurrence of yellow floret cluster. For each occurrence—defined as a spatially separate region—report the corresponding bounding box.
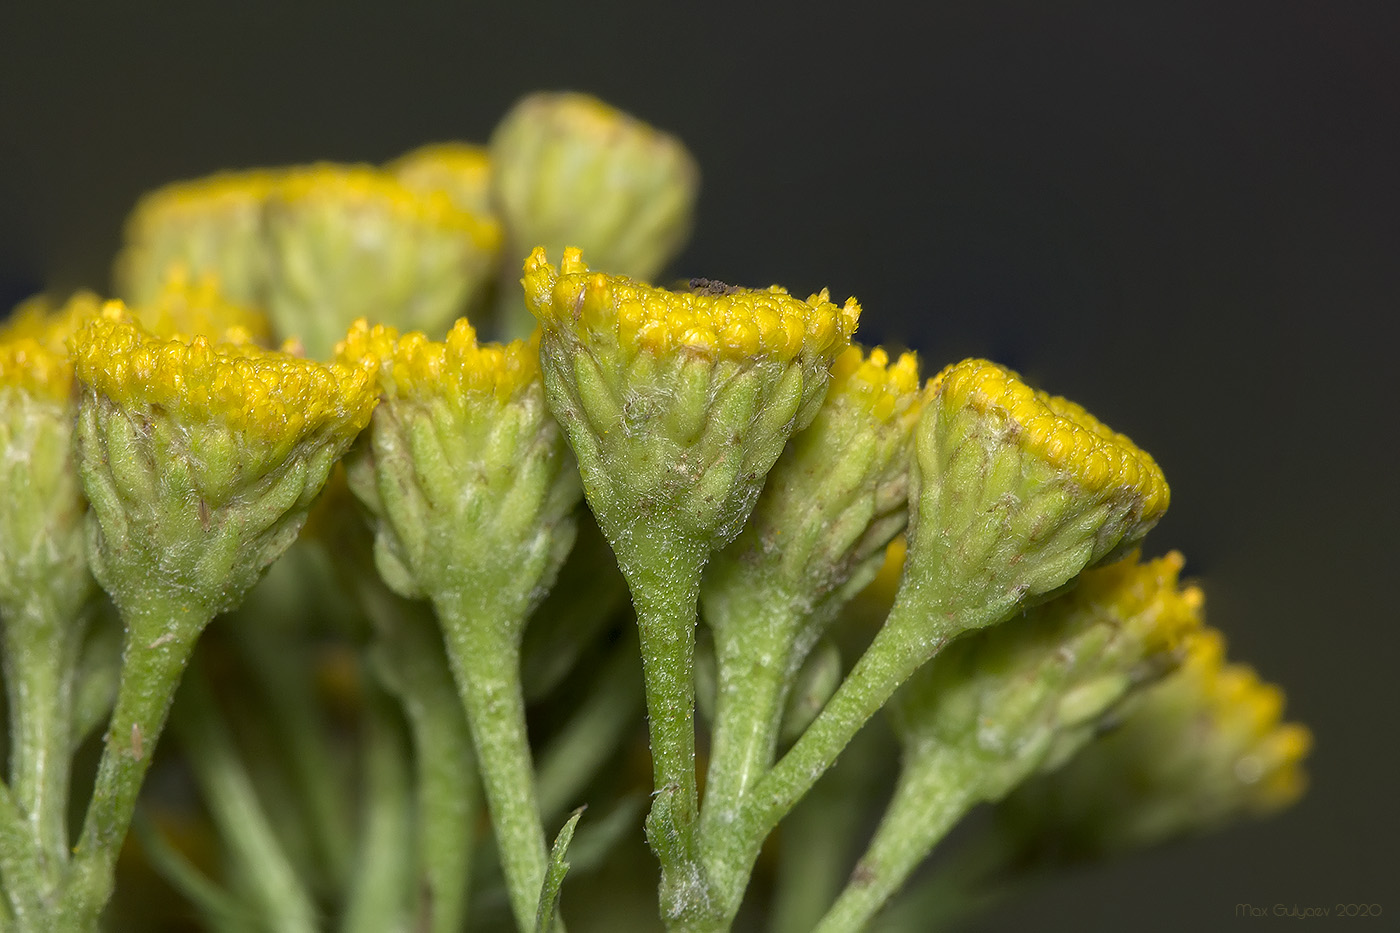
[827,345,928,425]
[523,247,860,362]
[124,169,279,238]
[933,358,1169,518]
[1175,629,1314,811]
[0,293,106,400]
[388,142,493,210]
[71,303,377,441]
[135,268,271,345]
[274,164,503,251]
[1077,550,1204,652]
[337,317,540,406]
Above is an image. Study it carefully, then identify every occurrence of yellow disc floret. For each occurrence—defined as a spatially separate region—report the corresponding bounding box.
[387,142,494,217]
[1,292,105,399]
[134,266,271,345]
[1075,550,1204,652]
[932,358,1169,520]
[337,317,540,407]
[71,303,377,443]
[523,247,859,363]
[275,164,502,253]
[1175,629,1313,812]
[827,344,928,425]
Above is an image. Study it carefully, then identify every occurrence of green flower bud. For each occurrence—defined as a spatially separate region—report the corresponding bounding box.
[338,317,579,621]
[491,92,698,282]
[897,358,1171,639]
[70,305,377,624]
[524,247,859,563]
[264,165,503,358]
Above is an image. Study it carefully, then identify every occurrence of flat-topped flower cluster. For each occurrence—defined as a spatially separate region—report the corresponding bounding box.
[0,91,1308,933]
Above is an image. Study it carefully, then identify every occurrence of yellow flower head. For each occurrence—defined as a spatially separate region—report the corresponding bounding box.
[263,163,503,357]
[71,303,376,445]
[524,247,859,363]
[387,142,495,218]
[115,169,279,306]
[274,164,501,253]
[1173,630,1313,812]
[828,345,928,426]
[0,292,104,400]
[931,358,1169,521]
[133,266,272,345]
[337,317,540,408]
[1074,550,1204,654]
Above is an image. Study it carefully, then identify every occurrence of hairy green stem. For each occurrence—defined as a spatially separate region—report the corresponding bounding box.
[1,597,84,909]
[438,597,548,933]
[60,587,207,930]
[698,592,797,859]
[813,747,977,933]
[376,606,479,933]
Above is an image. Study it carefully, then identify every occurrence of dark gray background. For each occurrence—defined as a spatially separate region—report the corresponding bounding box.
[2,2,1395,930]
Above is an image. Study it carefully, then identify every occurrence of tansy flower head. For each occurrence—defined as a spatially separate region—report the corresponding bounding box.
[71,307,379,617]
[337,317,540,409]
[894,359,1171,643]
[525,247,858,365]
[115,169,279,306]
[0,292,104,399]
[388,142,495,218]
[891,551,1206,800]
[523,248,860,562]
[704,344,929,630]
[999,626,1310,858]
[339,317,578,610]
[491,92,699,283]
[263,164,503,358]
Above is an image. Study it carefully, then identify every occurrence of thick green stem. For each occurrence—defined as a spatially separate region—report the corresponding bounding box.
[1,597,84,908]
[342,689,413,933]
[622,535,713,927]
[437,597,548,933]
[711,590,1000,920]
[172,667,318,933]
[769,723,892,933]
[698,591,797,858]
[376,606,479,933]
[60,587,208,930]
[813,747,978,933]
[0,782,42,926]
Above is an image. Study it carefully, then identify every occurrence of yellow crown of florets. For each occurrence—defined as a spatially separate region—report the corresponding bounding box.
[827,345,928,424]
[71,303,377,442]
[523,247,860,362]
[337,318,540,406]
[1177,629,1313,810]
[274,164,502,252]
[932,358,1169,518]
[1077,550,1204,652]
[388,143,492,185]
[1,293,106,399]
[125,170,279,237]
[136,267,271,345]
